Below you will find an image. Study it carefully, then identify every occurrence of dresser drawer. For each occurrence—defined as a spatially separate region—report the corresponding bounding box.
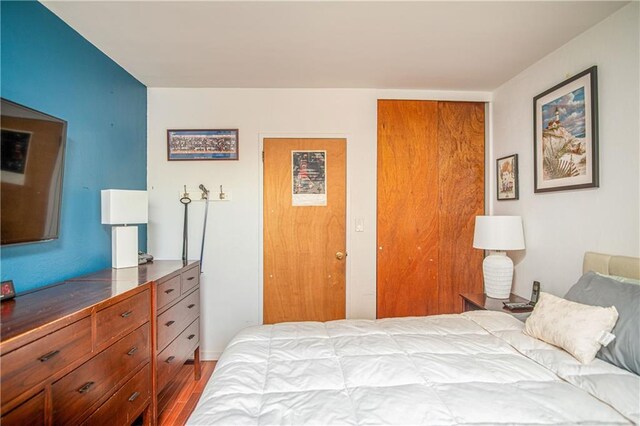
[157,319,199,392]
[52,323,150,425]
[96,290,150,347]
[1,317,91,405]
[157,275,181,309]
[157,289,200,351]
[1,392,44,426]
[181,265,200,294]
[82,363,150,426]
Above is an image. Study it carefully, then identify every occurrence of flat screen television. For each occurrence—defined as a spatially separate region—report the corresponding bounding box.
[1,98,67,246]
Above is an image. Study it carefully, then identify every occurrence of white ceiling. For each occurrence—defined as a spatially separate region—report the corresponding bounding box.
[42,1,627,90]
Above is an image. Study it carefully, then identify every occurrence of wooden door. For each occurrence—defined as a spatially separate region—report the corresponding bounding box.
[377,100,484,318]
[377,101,441,318]
[436,102,485,314]
[263,138,346,324]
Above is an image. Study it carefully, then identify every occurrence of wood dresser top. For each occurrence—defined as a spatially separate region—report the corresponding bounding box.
[1,260,198,345]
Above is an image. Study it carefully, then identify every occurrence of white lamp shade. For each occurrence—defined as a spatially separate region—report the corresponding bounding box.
[101,190,148,225]
[473,216,525,251]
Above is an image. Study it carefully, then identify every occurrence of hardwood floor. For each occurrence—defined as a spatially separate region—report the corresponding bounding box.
[158,360,216,426]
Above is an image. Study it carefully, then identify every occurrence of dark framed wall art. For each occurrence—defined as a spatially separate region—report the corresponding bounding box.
[533,66,598,193]
[167,129,239,161]
[497,154,519,200]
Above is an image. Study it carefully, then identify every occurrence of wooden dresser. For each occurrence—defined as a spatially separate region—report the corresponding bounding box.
[153,262,201,417]
[0,260,200,426]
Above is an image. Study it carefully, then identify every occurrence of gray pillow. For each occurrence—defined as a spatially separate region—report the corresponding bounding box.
[565,271,640,375]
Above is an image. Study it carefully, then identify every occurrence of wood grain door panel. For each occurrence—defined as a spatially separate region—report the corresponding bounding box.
[264,138,346,324]
[377,100,440,318]
[437,101,485,313]
[377,100,484,318]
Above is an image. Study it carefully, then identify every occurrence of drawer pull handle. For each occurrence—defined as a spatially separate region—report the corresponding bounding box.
[78,381,95,394]
[128,391,141,402]
[127,346,138,356]
[187,304,196,309]
[187,277,195,281]
[38,350,60,362]
[165,320,175,327]
[121,310,133,318]
[164,288,175,294]
[166,356,175,364]
[188,334,196,340]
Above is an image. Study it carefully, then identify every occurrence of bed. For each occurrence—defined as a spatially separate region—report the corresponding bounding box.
[188,253,640,425]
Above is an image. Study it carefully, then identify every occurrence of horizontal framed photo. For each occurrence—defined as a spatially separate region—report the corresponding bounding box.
[167,129,239,161]
[497,154,518,201]
[534,66,598,193]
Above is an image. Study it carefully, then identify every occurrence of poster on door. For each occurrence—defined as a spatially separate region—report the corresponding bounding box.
[291,151,326,206]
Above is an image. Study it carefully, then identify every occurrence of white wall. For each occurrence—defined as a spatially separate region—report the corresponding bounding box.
[148,88,490,359]
[491,3,639,298]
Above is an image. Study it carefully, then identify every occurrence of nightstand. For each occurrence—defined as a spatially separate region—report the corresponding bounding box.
[460,292,533,321]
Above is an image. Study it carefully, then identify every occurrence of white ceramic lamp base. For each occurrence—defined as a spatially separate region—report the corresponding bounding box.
[482,251,514,299]
[112,226,138,269]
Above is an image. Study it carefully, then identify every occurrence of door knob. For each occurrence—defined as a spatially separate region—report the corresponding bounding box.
[336,251,345,260]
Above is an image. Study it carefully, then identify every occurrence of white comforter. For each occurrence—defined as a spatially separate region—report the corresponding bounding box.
[188,311,639,425]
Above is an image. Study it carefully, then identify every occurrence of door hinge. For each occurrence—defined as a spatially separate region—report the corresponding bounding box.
[262,151,264,162]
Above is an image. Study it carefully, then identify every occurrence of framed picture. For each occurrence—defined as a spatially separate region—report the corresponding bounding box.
[534,66,598,193]
[1,280,16,301]
[497,154,518,200]
[167,129,239,161]
[291,151,327,206]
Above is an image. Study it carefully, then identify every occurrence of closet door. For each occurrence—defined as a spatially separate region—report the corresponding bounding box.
[376,100,484,318]
[436,102,485,314]
[377,100,440,318]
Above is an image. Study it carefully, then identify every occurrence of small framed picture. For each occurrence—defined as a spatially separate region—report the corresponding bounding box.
[291,151,327,206]
[1,280,16,301]
[497,154,519,201]
[167,129,239,161]
[534,66,598,193]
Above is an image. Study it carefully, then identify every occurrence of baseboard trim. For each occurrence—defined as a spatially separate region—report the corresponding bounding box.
[200,351,222,361]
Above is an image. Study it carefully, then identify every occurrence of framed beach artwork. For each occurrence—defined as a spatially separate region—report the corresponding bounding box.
[497,154,518,200]
[167,129,239,161]
[533,66,598,193]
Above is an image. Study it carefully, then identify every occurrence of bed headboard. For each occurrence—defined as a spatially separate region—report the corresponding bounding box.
[583,252,640,280]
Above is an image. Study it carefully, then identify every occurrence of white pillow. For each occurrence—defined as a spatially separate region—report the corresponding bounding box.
[523,292,619,364]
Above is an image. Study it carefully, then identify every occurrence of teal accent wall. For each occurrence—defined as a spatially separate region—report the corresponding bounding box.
[1,1,147,293]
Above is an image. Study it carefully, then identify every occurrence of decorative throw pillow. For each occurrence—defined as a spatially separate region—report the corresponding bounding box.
[524,292,618,364]
[566,271,640,375]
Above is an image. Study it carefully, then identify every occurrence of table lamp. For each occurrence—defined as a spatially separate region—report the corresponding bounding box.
[101,189,148,269]
[473,215,525,298]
